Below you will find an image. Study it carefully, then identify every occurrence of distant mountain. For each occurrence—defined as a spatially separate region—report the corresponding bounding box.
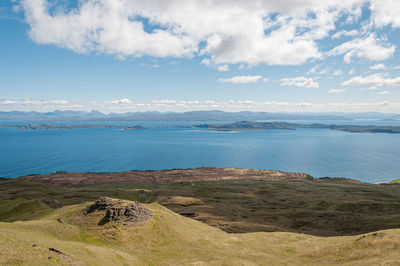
[0,110,399,123]
[0,110,107,122]
[0,110,356,122]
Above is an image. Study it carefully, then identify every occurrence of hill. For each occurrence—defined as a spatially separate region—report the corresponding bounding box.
[2,168,400,237]
[1,197,399,265]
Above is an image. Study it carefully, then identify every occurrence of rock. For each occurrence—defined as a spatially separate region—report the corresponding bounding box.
[85,197,152,225]
[86,196,114,213]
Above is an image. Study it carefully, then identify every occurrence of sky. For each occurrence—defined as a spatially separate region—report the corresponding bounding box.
[1,0,400,113]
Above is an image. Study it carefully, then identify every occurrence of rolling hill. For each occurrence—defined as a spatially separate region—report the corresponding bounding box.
[1,197,400,265]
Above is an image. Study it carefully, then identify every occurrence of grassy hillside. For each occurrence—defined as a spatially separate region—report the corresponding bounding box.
[2,178,400,236]
[0,198,53,222]
[0,199,399,265]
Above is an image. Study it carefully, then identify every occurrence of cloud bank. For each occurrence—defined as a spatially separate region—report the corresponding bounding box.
[19,0,400,67]
[1,97,399,114]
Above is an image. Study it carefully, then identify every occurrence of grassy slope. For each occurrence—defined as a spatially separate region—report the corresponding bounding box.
[0,201,400,265]
[0,198,53,222]
[2,179,400,236]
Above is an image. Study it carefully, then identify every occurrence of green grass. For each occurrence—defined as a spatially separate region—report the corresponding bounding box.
[2,178,400,236]
[0,198,53,222]
[1,199,400,265]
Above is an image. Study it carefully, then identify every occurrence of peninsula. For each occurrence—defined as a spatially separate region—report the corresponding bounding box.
[2,121,400,133]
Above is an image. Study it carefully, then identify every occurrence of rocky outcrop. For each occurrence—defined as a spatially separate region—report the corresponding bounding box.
[85,197,152,225]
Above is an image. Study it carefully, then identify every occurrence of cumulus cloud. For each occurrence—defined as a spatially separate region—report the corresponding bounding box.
[218,75,263,84]
[342,74,400,87]
[328,88,346,93]
[280,77,319,88]
[370,63,386,70]
[20,0,382,67]
[328,34,396,63]
[370,0,400,28]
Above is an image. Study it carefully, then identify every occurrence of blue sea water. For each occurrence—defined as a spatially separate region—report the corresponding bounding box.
[0,123,400,183]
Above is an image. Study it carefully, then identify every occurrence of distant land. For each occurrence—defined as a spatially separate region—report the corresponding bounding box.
[17,167,313,186]
[197,121,400,133]
[1,110,400,122]
[2,121,400,133]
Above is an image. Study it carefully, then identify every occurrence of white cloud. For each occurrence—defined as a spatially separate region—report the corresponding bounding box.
[342,73,400,87]
[370,0,400,28]
[280,77,319,88]
[201,58,211,66]
[218,75,263,84]
[307,65,319,75]
[327,34,396,63]
[331,29,359,39]
[318,69,328,75]
[110,98,133,104]
[377,90,389,95]
[333,69,343,76]
[328,88,346,93]
[20,0,373,67]
[216,65,229,72]
[370,63,385,70]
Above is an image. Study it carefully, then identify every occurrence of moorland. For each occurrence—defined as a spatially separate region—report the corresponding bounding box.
[1,167,400,265]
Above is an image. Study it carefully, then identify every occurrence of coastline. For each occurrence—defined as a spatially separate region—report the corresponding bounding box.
[2,121,400,133]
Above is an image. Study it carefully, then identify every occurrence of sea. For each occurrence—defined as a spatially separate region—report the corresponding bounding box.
[1,119,400,183]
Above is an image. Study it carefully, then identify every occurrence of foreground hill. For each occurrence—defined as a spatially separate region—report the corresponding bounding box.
[1,197,399,265]
[2,168,400,237]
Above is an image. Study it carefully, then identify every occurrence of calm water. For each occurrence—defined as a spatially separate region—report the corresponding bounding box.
[1,125,400,183]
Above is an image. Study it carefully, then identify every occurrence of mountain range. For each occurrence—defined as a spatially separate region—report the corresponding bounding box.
[1,110,400,122]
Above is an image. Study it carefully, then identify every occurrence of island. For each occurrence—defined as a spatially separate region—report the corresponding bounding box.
[2,121,400,133]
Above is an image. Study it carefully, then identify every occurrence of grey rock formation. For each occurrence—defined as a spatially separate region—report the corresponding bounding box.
[85,197,153,225]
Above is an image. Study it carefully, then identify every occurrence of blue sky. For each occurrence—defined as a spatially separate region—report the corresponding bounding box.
[1,0,400,113]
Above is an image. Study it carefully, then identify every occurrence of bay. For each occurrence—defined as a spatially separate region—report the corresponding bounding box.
[1,123,399,183]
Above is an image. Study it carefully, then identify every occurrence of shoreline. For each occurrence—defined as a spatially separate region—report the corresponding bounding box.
[2,121,400,133]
